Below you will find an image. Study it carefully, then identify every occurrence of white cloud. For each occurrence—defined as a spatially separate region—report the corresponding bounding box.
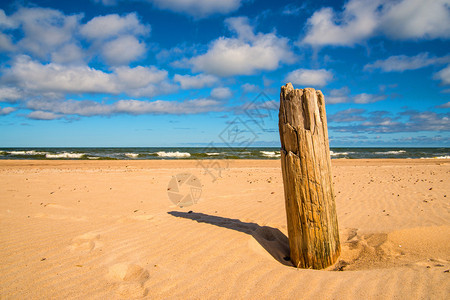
[92,0,118,7]
[0,9,18,28]
[188,17,295,76]
[380,0,450,40]
[27,110,61,120]
[302,0,450,47]
[0,106,16,115]
[27,99,113,116]
[80,13,150,65]
[326,86,350,104]
[325,87,387,104]
[353,93,387,104]
[127,81,177,98]
[147,0,242,18]
[434,65,450,85]
[225,16,255,41]
[7,55,116,94]
[5,55,169,97]
[282,4,304,16]
[332,109,450,132]
[302,0,380,47]
[364,53,450,72]
[401,111,450,132]
[12,7,83,59]
[101,35,146,65]
[0,32,15,52]
[93,0,242,18]
[210,87,232,99]
[50,43,85,64]
[114,65,168,89]
[173,73,218,89]
[113,98,222,114]
[285,69,333,87]
[80,13,149,40]
[437,101,450,108]
[0,87,23,103]
[241,83,259,93]
[156,46,189,63]
[328,108,366,122]
[25,97,224,118]
[1,9,150,65]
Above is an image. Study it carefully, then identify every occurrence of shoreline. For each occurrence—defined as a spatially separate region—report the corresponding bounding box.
[0,158,448,168]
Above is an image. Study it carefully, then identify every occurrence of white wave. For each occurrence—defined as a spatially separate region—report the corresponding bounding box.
[9,150,47,155]
[87,156,100,160]
[421,156,450,159]
[125,153,139,158]
[374,150,406,155]
[330,151,352,156]
[46,152,84,158]
[260,151,281,158]
[206,152,220,156]
[156,151,191,158]
[0,151,4,155]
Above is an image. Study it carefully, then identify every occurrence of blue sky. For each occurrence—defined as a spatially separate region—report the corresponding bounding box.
[0,0,449,147]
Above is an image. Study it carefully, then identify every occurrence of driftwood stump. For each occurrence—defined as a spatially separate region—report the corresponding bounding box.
[279,83,340,269]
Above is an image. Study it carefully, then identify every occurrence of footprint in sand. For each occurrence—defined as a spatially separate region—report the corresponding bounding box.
[107,263,149,298]
[334,227,441,271]
[70,232,103,253]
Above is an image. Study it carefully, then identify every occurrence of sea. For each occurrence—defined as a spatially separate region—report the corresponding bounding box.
[0,147,449,160]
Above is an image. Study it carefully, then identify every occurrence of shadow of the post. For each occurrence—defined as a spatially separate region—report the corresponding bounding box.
[167,211,293,267]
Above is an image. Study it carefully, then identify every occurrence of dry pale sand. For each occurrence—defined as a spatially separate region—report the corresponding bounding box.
[0,159,449,299]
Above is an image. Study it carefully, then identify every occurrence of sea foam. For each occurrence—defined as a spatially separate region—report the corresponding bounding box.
[156,151,191,158]
[46,152,85,159]
[260,151,281,158]
[9,150,47,156]
[330,151,352,156]
[374,150,406,155]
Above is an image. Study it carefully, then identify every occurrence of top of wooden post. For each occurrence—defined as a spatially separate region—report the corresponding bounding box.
[279,83,329,156]
[280,82,325,133]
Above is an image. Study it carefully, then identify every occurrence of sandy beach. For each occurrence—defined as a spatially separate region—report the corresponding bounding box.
[0,159,449,299]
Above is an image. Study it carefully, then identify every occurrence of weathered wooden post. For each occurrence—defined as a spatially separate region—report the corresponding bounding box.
[279,83,340,269]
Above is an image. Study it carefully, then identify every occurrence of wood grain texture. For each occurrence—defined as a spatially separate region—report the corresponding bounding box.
[279,83,340,269]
